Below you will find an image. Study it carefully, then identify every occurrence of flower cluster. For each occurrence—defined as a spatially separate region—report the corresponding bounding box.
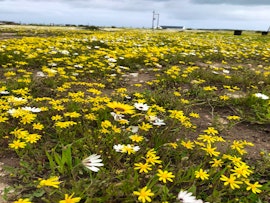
[1,26,269,203]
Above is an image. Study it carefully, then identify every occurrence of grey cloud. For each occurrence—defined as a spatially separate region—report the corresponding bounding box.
[59,0,167,12]
[1,0,270,30]
[191,0,270,5]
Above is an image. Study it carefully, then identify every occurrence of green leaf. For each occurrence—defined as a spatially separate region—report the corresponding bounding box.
[188,184,197,195]
[62,144,72,170]
[45,151,56,170]
[32,189,46,198]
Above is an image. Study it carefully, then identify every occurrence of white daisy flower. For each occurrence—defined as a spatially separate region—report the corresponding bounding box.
[124,95,132,100]
[22,106,42,113]
[7,108,16,115]
[74,64,83,69]
[110,112,125,121]
[132,145,140,152]
[113,144,124,152]
[254,93,269,100]
[131,126,139,133]
[82,154,104,172]
[36,71,46,77]
[152,118,166,126]
[61,50,69,55]
[177,190,197,203]
[108,58,117,63]
[134,103,149,111]
[177,190,209,203]
[0,90,9,95]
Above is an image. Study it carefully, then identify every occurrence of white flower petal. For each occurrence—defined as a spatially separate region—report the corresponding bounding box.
[90,159,103,163]
[88,166,100,172]
[152,118,166,126]
[254,93,269,100]
[133,146,140,152]
[134,103,149,111]
[22,106,42,113]
[82,154,103,172]
[91,162,104,167]
[113,144,124,152]
[130,126,139,133]
[0,90,9,95]
[178,190,197,203]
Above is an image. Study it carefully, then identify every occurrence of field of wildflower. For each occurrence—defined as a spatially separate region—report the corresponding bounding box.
[0,25,270,203]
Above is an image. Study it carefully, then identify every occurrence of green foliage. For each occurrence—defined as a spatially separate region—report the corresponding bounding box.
[45,144,73,174]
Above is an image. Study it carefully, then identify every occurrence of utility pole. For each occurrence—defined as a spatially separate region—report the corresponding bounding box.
[156,13,159,29]
[152,10,160,30]
[152,10,155,30]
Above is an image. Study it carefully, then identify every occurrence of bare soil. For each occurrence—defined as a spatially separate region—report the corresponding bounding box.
[0,32,21,40]
[194,107,270,159]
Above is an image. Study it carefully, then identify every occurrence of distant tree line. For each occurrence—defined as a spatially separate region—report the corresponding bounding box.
[0,21,20,25]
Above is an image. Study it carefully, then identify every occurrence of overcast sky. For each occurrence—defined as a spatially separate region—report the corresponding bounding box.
[0,0,270,30]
